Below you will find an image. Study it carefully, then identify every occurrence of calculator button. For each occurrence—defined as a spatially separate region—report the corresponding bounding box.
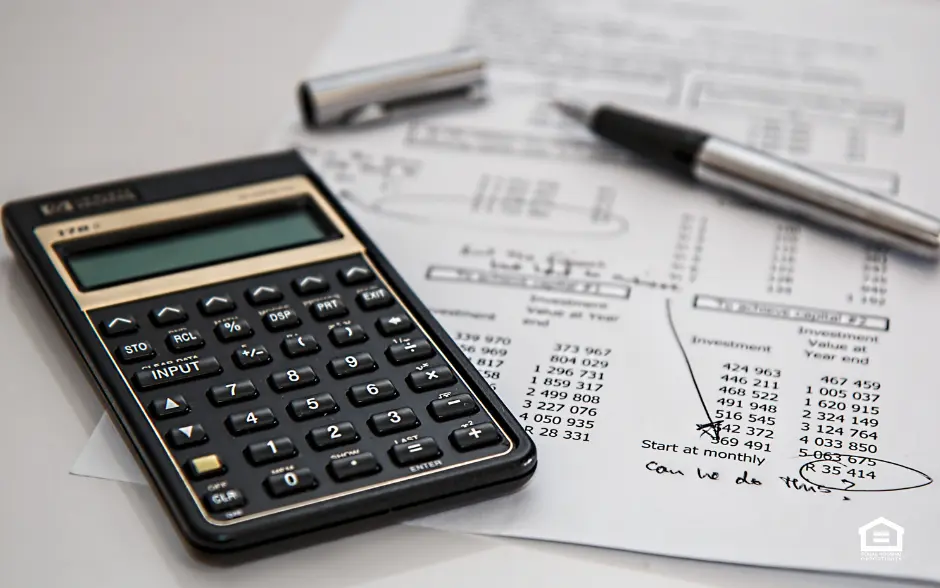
[245,437,296,465]
[165,329,205,352]
[338,265,374,285]
[281,334,320,358]
[405,364,456,392]
[368,408,419,436]
[149,305,187,326]
[115,340,156,364]
[328,324,368,347]
[132,357,222,390]
[204,488,246,513]
[287,393,339,421]
[356,287,394,310]
[328,353,378,379]
[187,454,225,479]
[328,453,380,481]
[293,275,329,296]
[246,285,283,306]
[390,437,441,466]
[376,314,414,336]
[215,319,253,342]
[263,307,301,331]
[450,423,500,451]
[167,424,208,448]
[348,379,398,406]
[386,338,435,365]
[311,297,348,321]
[269,366,318,392]
[428,394,479,421]
[308,422,359,450]
[226,407,277,436]
[101,316,137,337]
[207,380,258,406]
[265,468,317,498]
[232,344,272,368]
[149,395,189,419]
[199,294,236,316]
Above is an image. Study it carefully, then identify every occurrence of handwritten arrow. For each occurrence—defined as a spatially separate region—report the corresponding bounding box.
[665,299,721,441]
[842,479,856,490]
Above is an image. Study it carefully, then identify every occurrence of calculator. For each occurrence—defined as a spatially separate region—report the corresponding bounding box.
[2,152,536,551]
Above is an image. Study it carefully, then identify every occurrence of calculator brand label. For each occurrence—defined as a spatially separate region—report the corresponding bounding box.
[39,187,139,218]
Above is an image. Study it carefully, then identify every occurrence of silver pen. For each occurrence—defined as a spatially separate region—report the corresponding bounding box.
[553,100,940,260]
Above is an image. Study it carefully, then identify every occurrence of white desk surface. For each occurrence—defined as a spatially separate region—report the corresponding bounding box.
[0,3,904,586]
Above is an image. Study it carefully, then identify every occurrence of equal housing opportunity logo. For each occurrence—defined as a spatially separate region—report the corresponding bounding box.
[859,517,903,562]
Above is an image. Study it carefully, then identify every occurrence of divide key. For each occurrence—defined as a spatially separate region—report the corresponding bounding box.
[132,357,222,390]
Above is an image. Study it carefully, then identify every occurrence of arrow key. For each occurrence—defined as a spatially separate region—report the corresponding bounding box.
[149,305,187,326]
[246,284,283,306]
[167,423,208,448]
[149,395,189,419]
[338,265,374,285]
[292,274,329,296]
[100,315,138,337]
[198,294,236,316]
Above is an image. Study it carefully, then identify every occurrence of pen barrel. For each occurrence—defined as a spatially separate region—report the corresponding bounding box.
[693,138,940,259]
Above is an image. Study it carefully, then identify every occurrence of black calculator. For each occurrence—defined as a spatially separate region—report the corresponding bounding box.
[2,152,536,551]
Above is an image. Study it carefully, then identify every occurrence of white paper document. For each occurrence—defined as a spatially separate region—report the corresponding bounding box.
[74,0,940,582]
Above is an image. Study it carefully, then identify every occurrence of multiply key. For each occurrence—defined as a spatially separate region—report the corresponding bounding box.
[132,357,221,390]
[405,364,456,392]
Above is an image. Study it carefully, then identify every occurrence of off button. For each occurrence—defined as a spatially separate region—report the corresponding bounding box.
[203,488,246,513]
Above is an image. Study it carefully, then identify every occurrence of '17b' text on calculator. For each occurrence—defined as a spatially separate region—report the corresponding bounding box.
[2,152,536,551]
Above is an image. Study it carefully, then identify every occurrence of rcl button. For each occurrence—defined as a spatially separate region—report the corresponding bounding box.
[203,489,245,513]
[116,340,155,364]
[166,329,204,352]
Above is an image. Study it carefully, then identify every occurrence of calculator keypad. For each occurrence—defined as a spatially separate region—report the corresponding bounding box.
[89,254,510,521]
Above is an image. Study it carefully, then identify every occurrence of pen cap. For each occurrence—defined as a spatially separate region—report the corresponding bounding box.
[297,46,486,127]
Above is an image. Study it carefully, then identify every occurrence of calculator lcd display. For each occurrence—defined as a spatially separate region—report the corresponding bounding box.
[65,208,334,290]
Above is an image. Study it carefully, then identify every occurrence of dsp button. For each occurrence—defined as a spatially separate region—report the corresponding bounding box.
[310,297,348,321]
[132,357,221,390]
[386,338,435,365]
[149,305,187,326]
[203,488,245,513]
[328,453,380,482]
[338,265,374,285]
[246,285,283,306]
[166,424,208,449]
[390,437,441,467]
[263,307,301,331]
[115,340,155,364]
[165,328,204,352]
[429,394,479,421]
[265,468,317,498]
[198,294,235,316]
[101,316,137,337]
[406,364,456,392]
[450,423,501,452]
[356,287,393,310]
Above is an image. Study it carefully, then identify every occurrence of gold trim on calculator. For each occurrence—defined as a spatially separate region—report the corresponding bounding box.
[33,176,513,526]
